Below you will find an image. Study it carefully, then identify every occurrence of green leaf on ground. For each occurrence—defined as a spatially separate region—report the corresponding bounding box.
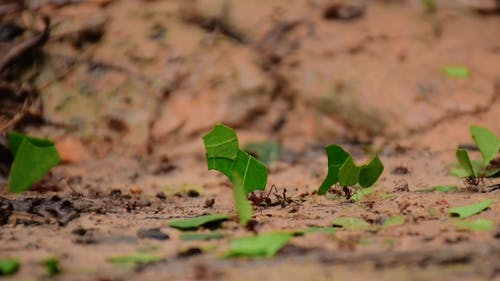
[232,174,253,226]
[417,185,458,193]
[244,142,282,164]
[302,227,337,235]
[443,66,470,78]
[224,232,293,258]
[338,157,360,187]
[43,258,61,276]
[454,218,494,232]
[108,254,162,267]
[358,155,384,188]
[202,124,267,194]
[179,232,225,241]
[0,259,20,275]
[456,149,476,177]
[317,145,351,195]
[7,132,61,193]
[383,216,406,227]
[169,214,229,230]
[449,199,493,218]
[332,217,370,231]
[470,125,500,166]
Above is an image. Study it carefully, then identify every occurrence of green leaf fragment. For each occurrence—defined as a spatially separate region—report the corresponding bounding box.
[244,142,282,164]
[339,157,360,187]
[169,214,229,230]
[332,217,370,231]
[179,232,225,241]
[43,258,61,276]
[7,132,61,193]
[358,155,384,188]
[108,254,162,267]
[0,259,20,275]
[443,66,470,78]
[449,199,493,218]
[202,124,268,194]
[231,150,267,194]
[454,218,494,232]
[470,125,500,166]
[232,174,253,226]
[383,216,406,227]
[456,149,476,177]
[303,226,337,235]
[225,232,293,258]
[433,185,458,192]
[317,145,350,195]
[203,124,239,160]
[351,187,373,201]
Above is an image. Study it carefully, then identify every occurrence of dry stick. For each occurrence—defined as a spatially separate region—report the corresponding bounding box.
[0,16,50,73]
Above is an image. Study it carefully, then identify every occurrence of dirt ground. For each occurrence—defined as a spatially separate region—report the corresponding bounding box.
[1,0,500,280]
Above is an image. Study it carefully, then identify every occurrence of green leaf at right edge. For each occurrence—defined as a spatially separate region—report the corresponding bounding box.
[470,125,500,166]
[332,217,370,231]
[0,259,20,275]
[7,133,61,193]
[454,218,494,232]
[338,157,360,187]
[449,199,493,218]
[455,149,476,177]
[224,232,293,258]
[317,145,351,195]
[232,173,253,226]
[358,155,384,188]
[169,214,229,230]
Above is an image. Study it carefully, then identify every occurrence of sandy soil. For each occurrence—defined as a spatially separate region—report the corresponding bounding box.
[0,0,499,280]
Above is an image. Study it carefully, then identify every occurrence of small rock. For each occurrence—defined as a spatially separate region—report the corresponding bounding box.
[187,190,200,197]
[391,166,410,175]
[0,197,13,225]
[177,247,202,258]
[156,192,167,200]
[137,228,170,240]
[204,198,215,208]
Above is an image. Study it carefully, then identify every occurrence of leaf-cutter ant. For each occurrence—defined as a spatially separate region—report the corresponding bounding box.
[248,184,292,208]
[328,185,352,200]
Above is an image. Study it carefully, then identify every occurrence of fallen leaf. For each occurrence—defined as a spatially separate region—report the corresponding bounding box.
[179,232,225,241]
[224,232,293,258]
[332,217,370,231]
[0,259,20,275]
[454,218,494,232]
[169,214,229,230]
[449,199,493,218]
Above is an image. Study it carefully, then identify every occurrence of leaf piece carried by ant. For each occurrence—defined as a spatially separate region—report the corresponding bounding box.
[339,157,360,187]
[359,155,384,188]
[232,174,252,226]
[7,132,61,193]
[351,187,374,201]
[456,149,477,177]
[470,125,500,166]
[317,145,350,195]
[169,214,229,230]
[449,198,493,219]
[244,142,282,164]
[453,218,493,232]
[224,232,293,258]
[332,217,370,231]
[202,124,267,194]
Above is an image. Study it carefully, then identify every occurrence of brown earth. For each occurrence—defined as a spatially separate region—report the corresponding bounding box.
[0,0,499,280]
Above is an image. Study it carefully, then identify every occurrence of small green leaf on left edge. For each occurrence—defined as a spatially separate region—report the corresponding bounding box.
[454,218,494,232]
[0,259,20,275]
[224,232,293,258]
[449,199,493,218]
[443,66,470,78]
[169,214,229,230]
